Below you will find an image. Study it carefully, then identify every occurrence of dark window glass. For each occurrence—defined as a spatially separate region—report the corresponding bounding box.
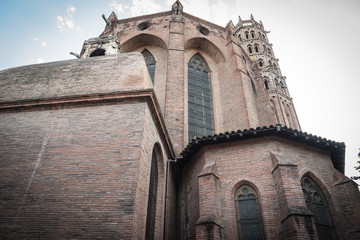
[301,177,337,240]
[188,54,214,141]
[248,46,252,54]
[142,49,156,84]
[145,150,158,240]
[235,186,264,240]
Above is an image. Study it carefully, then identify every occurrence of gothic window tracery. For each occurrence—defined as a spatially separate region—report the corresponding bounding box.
[141,49,156,84]
[188,54,214,142]
[235,185,264,240]
[301,177,337,240]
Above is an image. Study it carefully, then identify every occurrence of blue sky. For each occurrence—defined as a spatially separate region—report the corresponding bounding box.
[0,0,360,180]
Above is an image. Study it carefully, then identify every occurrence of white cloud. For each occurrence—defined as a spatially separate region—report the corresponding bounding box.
[37,58,44,63]
[67,5,76,15]
[109,0,124,13]
[42,42,47,47]
[33,38,39,41]
[130,0,162,16]
[57,5,79,33]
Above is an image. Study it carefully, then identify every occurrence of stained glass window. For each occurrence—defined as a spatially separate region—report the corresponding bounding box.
[301,177,337,240]
[235,185,264,240]
[145,150,158,240]
[188,54,214,142]
[142,49,156,84]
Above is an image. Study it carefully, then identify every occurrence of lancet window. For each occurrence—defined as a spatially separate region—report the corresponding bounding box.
[188,54,214,142]
[145,149,158,240]
[301,177,337,240]
[235,185,264,240]
[142,49,156,84]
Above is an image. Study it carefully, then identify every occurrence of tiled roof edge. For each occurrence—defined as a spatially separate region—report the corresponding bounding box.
[179,124,345,173]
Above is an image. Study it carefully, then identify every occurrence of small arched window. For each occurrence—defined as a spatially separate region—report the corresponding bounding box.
[301,177,337,240]
[245,31,249,39]
[188,54,214,142]
[258,60,263,68]
[251,31,255,38]
[142,49,156,84]
[254,45,259,53]
[248,46,253,54]
[235,185,264,240]
[145,149,158,240]
[263,78,269,90]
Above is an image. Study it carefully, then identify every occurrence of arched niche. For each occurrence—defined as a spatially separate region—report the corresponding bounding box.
[121,33,168,53]
[184,38,225,64]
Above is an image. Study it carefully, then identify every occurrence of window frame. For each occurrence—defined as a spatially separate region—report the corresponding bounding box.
[301,176,337,240]
[187,53,214,142]
[234,185,265,240]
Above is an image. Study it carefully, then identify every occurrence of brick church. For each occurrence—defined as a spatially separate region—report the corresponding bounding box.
[0,1,359,239]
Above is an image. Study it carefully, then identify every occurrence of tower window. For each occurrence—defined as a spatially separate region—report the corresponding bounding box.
[254,45,259,53]
[264,78,269,90]
[235,185,264,240]
[141,49,156,84]
[251,31,255,38]
[90,48,105,57]
[245,31,249,39]
[248,46,253,54]
[258,59,263,67]
[188,54,214,142]
[301,177,337,240]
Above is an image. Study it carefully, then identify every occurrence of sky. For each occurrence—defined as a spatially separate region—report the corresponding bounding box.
[0,0,359,182]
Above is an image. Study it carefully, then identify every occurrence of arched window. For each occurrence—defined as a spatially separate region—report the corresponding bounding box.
[245,31,249,39]
[258,60,263,68]
[142,49,156,84]
[188,54,214,142]
[90,48,105,57]
[248,45,253,54]
[254,45,259,53]
[301,177,337,240]
[145,149,158,240]
[263,78,269,90]
[251,31,255,38]
[235,185,264,240]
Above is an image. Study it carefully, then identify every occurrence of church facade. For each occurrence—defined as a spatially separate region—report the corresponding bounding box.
[0,1,359,239]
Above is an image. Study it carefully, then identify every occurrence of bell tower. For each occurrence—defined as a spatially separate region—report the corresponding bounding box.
[233,15,301,130]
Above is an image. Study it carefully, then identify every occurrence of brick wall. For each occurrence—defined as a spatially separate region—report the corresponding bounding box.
[177,137,360,239]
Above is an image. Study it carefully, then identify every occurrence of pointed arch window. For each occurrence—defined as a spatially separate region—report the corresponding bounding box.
[248,45,253,54]
[145,149,158,240]
[188,54,214,142]
[301,177,337,240]
[142,49,156,84]
[235,185,264,240]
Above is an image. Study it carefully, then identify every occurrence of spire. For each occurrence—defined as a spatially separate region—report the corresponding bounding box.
[250,14,254,20]
[172,0,183,15]
[238,15,242,23]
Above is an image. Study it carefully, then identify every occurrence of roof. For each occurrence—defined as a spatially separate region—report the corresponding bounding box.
[180,124,346,173]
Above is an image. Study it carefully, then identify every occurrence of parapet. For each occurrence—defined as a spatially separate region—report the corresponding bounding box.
[0,52,152,103]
